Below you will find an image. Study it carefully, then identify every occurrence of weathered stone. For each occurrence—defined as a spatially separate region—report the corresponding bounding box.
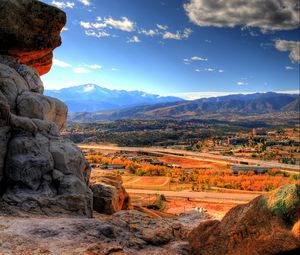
[0,0,92,217]
[17,92,67,131]
[90,170,131,215]
[49,138,90,180]
[5,134,54,190]
[0,63,28,113]
[0,0,66,75]
[188,184,300,255]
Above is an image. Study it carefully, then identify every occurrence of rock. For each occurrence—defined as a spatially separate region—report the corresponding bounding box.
[188,184,300,255]
[0,213,187,254]
[5,134,54,190]
[17,92,67,131]
[0,0,92,217]
[0,0,66,75]
[90,170,131,215]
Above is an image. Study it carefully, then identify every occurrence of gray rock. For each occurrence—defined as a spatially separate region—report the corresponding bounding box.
[0,0,92,217]
[49,138,90,180]
[5,133,53,190]
[17,92,67,131]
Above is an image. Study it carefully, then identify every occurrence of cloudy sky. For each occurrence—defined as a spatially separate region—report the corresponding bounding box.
[41,0,299,99]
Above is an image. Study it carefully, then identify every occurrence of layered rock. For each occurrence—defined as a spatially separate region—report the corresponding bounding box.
[188,184,300,255]
[89,170,131,214]
[0,0,66,75]
[0,0,92,217]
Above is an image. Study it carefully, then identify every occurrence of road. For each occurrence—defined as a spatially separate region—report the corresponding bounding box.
[79,145,300,173]
[126,189,259,204]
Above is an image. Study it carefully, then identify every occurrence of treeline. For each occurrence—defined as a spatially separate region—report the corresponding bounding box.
[85,153,299,192]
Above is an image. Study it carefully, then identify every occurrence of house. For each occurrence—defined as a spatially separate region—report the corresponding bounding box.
[252,128,267,136]
[228,138,249,146]
[232,165,273,174]
[100,164,125,170]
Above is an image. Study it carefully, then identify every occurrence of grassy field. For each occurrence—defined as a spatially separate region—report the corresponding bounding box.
[122,175,191,191]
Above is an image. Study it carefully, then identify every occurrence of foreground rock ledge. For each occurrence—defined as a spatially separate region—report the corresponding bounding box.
[188,184,300,255]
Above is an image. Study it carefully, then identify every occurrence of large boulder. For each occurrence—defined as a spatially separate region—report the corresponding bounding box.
[188,184,300,255]
[89,170,131,215]
[0,1,92,217]
[0,0,66,75]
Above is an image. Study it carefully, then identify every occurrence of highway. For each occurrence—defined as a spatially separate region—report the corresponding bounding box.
[79,145,300,173]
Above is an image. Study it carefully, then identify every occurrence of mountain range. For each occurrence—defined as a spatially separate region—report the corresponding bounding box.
[45,84,182,113]
[68,92,300,122]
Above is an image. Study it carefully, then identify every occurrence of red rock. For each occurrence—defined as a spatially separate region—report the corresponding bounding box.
[0,0,66,75]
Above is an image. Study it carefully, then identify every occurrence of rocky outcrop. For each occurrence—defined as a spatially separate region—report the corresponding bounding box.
[0,0,66,75]
[188,184,300,255]
[0,210,191,255]
[89,170,131,215]
[0,0,92,217]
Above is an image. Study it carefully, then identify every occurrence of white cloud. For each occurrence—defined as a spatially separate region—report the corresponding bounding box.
[237,81,248,85]
[191,56,207,61]
[275,40,300,63]
[51,1,75,9]
[139,29,158,36]
[157,24,168,30]
[73,67,90,73]
[163,31,181,40]
[218,69,224,73]
[89,64,102,70]
[183,28,192,38]
[184,0,300,32]
[85,30,110,38]
[53,59,72,68]
[62,27,69,31]
[163,28,192,40]
[127,36,141,43]
[104,17,135,32]
[80,21,107,29]
[111,68,118,71]
[195,69,200,72]
[205,68,215,72]
[285,66,294,70]
[78,0,90,6]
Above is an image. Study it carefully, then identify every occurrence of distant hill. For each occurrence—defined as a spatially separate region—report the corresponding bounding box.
[69,92,300,122]
[45,84,183,113]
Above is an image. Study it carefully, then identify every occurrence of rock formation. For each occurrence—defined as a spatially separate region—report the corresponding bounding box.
[188,184,300,255]
[0,0,92,217]
[0,0,66,75]
[90,170,132,214]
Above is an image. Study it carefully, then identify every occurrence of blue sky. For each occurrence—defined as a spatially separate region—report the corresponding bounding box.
[41,0,300,99]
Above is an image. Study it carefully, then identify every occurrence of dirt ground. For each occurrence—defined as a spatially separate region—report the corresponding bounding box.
[159,155,227,169]
[130,193,238,220]
[164,198,237,220]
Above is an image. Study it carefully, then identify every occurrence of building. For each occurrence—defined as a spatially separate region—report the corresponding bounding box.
[232,165,274,174]
[228,137,249,146]
[252,128,267,136]
[100,164,125,170]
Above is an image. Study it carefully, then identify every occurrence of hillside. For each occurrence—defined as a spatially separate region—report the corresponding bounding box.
[45,84,183,113]
[69,92,300,122]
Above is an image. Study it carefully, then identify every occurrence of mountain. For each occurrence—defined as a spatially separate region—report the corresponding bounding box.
[44,84,183,113]
[69,92,300,122]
